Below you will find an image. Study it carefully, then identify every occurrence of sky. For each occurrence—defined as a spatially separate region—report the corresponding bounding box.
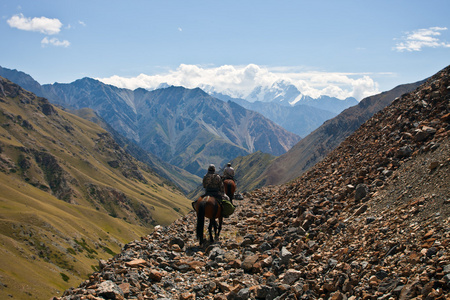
[1,0,449,101]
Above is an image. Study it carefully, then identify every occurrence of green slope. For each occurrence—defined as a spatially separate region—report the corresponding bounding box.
[0,77,192,299]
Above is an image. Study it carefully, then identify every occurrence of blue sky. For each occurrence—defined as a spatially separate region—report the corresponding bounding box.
[1,0,449,100]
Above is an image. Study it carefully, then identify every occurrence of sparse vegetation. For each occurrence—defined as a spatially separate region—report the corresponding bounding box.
[60,273,69,282]
[91,265,100,272]
[101,245,116,256]
[74,238,98,255]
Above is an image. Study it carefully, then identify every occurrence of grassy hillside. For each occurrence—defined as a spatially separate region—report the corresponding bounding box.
[71,107,201,194]
[229,151,275,192]
[0,77,192,299]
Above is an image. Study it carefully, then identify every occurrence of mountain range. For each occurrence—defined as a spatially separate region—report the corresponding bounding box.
[209,82,358,138]
[0,66,301,178]
[69,107,201,194]
[206,79,357,111]
[0,65,202,193]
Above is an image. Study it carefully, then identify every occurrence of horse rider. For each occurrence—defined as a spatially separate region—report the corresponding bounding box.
[203,164,225,202]
[223,162,235,181]
[192,164,231,210]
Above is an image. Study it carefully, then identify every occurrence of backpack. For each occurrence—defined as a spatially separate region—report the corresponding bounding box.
[221,198,235,218]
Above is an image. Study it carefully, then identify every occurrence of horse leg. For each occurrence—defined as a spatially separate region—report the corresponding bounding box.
[212,199,220,241]
[230,182,236,202]
[217,216,223,240]
[213,219,220,241]
[208,219,215,242]
[196,200,206,245]
[227,182,233,201]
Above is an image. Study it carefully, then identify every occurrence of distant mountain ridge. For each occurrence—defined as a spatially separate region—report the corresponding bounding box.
[296,94,359,114]
[208,79,358,110]
[0,66,355,145]
[0,67,300,177]
[209,84,358,138]
[245,80,303,104]
[213,94,336,138]
[0,66,45,96]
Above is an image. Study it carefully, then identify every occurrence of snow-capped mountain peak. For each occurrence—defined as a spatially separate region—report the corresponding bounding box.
[245,80,301,106]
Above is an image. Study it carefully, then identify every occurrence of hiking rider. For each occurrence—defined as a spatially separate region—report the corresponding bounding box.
[192,163,235,218]
[202,164,228,202]
[222,162,235,181]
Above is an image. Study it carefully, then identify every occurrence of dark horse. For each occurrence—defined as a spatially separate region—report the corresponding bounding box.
[192,195,223,245]
[223,179,236,203]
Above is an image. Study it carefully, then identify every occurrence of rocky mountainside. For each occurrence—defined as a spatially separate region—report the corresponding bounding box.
[0,77,192,299]
[53,67,449,299]
[249,78,426,189]
[0,67,301,178]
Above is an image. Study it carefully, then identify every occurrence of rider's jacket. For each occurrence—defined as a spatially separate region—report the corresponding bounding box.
[203,172,224,193]
[223,166,235,179]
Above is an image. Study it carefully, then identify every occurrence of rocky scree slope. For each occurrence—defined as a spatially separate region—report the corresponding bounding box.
[55,66,449,299]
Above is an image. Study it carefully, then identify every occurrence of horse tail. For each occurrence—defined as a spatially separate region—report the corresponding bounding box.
[196,197,206,241]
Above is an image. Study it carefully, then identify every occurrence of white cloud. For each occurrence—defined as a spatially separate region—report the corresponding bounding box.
[394,27,450,52]
[79,21,86,27]
[41,37,70,47]
[97,64,380,101]
[351,76,379,100]
[7,13,63,35]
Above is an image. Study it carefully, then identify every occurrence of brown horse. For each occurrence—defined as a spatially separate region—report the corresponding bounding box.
[223,179,236,202]
[192,195,223,245]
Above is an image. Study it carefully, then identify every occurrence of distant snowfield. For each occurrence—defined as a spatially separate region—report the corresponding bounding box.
[97,64,380,102]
